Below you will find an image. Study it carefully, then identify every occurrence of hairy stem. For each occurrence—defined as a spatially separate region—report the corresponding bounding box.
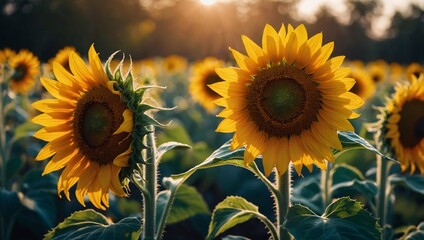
[321,162,333,210]
[275,167,292,240]
[143,126,158,240]
[376,154,391,233]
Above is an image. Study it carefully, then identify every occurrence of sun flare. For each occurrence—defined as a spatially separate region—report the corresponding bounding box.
[200,0,217,6]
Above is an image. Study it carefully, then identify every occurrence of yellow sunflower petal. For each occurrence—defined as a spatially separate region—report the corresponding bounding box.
[262,138,278,176]
[262,24,280,62]
[113,109,133,134]
[215,67,251,83]
[242,35,266,67]
[113,145,132,167]
[229,47,258,74]
[276,137,290,175]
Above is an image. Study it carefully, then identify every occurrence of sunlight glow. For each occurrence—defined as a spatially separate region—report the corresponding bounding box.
[200,0,217,6]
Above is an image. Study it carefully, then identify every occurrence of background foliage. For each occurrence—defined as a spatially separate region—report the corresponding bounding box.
[0,0,423,63]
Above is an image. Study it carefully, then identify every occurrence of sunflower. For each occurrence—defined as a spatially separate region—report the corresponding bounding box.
[406,62,423,80]
[48,46,78,72]
[189,57,225,112]
[367,60,387,83]
[210,23,363,176]
[162,54,187,74]
[0,48,16,64]
[32,45,135,210]
[8,49,40,94]
[380,74,424,174]
[349,67,376,100]
[389,62,404,82]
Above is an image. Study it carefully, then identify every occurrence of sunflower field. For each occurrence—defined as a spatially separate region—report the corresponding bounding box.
[1,0,424,240]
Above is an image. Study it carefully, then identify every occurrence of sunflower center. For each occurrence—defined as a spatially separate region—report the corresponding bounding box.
[398,99,424,148]
[247,65,322,138]
[81,103,113,147]
[205,73,222,98]
[73,85,132,165]
[12,64,27,81]
[261,79,305,122]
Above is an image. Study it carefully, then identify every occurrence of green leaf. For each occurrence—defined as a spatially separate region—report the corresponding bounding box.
[222,235,252,240]
[332,164,365,185]
[157,180,209,225]
[14,169,58,232]
[207,196,272,240]
[331,180,377,206]
[399,223,424,240]
[0,189,23,226]
[285,197,382,240]
[389,174,424,195]
[5,155,25,181]
[172,140,257,183]
[291,174,322,213]
[44,209,141,240]
[13,121,42,140]
[158,123,193,146]
[336,131,396,162]
[156,141,191,164]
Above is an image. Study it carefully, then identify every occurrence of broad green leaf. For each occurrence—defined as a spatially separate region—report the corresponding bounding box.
[157,122,193,146]
[207,196,273,240]
[291,174,322,213]
[400,223,424,240]
[13,169,59,235]
[331,180,377,205]
[0,189,22,226]
[336,131,396,162]
[332,164,365,185]
[285,197,381,240]
[5,155,24,182]
[156,141,191,164]
[222,235,252,240]
[13,121,42,140]
[156,177,209,239]
[172,140,257,183]
[389,174,424,195]
[157,180,209,225]
[44,209,141,240]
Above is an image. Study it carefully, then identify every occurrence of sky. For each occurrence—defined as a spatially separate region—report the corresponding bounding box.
[295,0,424,38]
[196,0,424,38]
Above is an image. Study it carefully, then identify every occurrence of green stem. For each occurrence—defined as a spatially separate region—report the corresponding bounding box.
[256,212,279,240]
[321,162,333,210]
[275,167,292,240]
[142,127,158,240]
[376,154,391,232]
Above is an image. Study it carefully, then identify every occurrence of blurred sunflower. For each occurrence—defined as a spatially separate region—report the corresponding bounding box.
[0,48,16,64]
[406,62,423,79]
[8,49,40,94]
[379,74,424,174]
[48,46,78,72]
[210,23,363,176]
[139,58,158,78]
[162,54,187,74]
[189,57,225,112]
[349,67,375,100]
[389,62,404,82]
[32,45,134,210]
[367,60,387,83]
